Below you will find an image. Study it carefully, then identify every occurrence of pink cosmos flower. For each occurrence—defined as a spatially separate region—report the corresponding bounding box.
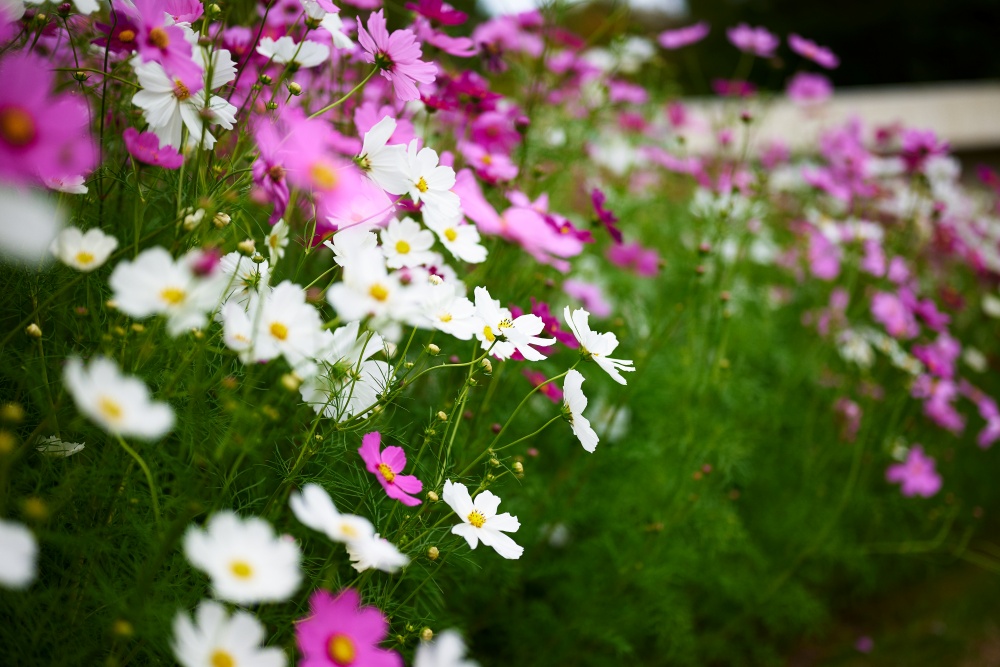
[296,588,403,667]
[591,188,622,244]
[658,22,709,50]
[0,53,97,186]
[357,10,437,102]
[807,227,840,280]
[886,445,942,498]
[564,279,612,318]
[607,241,660,277]
[912,334,960,379]
[358,432,423,507]
[406,0,467,26]
[125,0,204,93]
[711,78,757,98]
[786,72,833,107]
[523,369,563,403]
[726,23,779,58]
[871,291,919,339]
[788,33,839,69]
[900,128,950,173]
[123,128,183,169]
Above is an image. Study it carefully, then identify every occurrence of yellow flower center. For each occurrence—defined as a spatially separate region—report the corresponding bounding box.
[378,462,395,483]
[395,239,411,255]
[270,322,289,341]
[210,650,235,667]
[438,313,453,323]
[415,176,429,193]
[160,287,186,305]
[172,79,191,101]
[467,510,486,528]
[444,228,458,242]
[481,154,493,165]
[327,633,357,666]
[118,29,136,43]
[148,26,170,49]
[98,396,124,422]
[229,560,253,578]
[0,106,37,148]
[75,251,95,265]
[482,325,495,342]
[498,318,513,329]
[341,522,358,538]
[369,284,389,302]
[310,163,338,190]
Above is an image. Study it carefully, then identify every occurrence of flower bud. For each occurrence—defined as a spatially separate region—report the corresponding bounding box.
[288,81,302,96]
[426,546,439,561]
[23,497,48,521]
[259,73,273,85]
[0,403,25,423]
[513,461,524,474]
[112,620,134,638]
[428,274,443,285]
[281,373,302,392]
[57,3,71,16]
[131,323,145,333]
[182,208,205,231]
[105,299,118,311]
[237,239,256,256]
[213,211,231,228]
[207,3,222,16]
[740,110,753,124]
[25,323,41,338]
[436,411,448,421]
[0,431,15,454]
[480,358,492,374]
[304,16,321,29]
[251,252,265,264]
[426,490,439,502]
[426,343,440,355]
[421,627,434,641]
[73,71,89,82]
[265,101,278,111]
[489,457,499,467]
[720,291,731,302]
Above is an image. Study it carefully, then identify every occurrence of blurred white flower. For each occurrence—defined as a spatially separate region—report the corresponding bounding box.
[172,600,285,667]
[345,533,409,573]
[64,356,174,440]
[289,483,375,544]
[414,629,479,667]
[50,227,118,272]
[0,519,37,589]
[0,185,64,266]
[256,36,329,69]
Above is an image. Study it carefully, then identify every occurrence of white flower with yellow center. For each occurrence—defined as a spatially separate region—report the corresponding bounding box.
[172,600,285,667]
[244,281,323,369]
[420,282,478,340]
[265,219,289,262]
[563,369,598,453]
[289,483,375,544]
[50,226,118,272]
[327,248,418,323]
[414,630,479,667]
[357,116,409,195]
[324,226,379,268]
[183,511,301,605]
[256,36,329,69]
[442,480,523,560]
[425,212,487,264]
[0,519,37,590]
[380,216,435,268]
[402,140,461,222]
[63,356,174,440]
[0,185,64,265]
[563,307,635,385]
[472,286,555,361]
[109,247,227,337]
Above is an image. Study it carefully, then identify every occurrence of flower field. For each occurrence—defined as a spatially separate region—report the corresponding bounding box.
[1,1,999,665]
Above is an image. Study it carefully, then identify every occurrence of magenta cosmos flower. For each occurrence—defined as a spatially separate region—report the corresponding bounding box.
[357,10,437,102]
[886,445,941,498]
[658,22,709,50]
[0,53,97,186]
[726,23,779,58]
[125,0,203,93]
[123,128,183,169]
[358,432,423,507]
[297,588,403,667]
[788,34,839,69]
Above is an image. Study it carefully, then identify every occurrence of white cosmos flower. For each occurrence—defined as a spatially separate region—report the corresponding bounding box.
[50,227,118,272]
[563,307,635,385]
[321,12,354,49]
[0,519,37,589]
[420,282,477,340]
[563,369,598,453]
[424,212,487,264]
[256,36,329,68]
[109,247,227,337]
[402,140,461,221]
[472,286,555,361]
[0,185,63,266]
[36,436,85,457]
[131,48,238,149]
[327,248,420,323]
[64,356,174,440]
[44,174,88,194]
[172,600,285,667]
[442,480,523,560]
[218,251,272,313]
[324,226,379,267]
[289,483,375,543]
[345,533,409,573]
[266,219,290,262]
[381,216,436,268]
[414,630,479,667]
[183,511,302,605]
[257,281,323,367]
[357,116,409,195]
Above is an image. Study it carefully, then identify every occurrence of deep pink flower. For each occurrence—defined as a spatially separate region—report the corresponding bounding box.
[912,334,960,379]
[607,241,660,277]
[591,188,622,244]
[124,0,203,93]
[658,22,709,50]
[900,128,949,173]
[523,369,563,403]
[0,53,97,186]
[834,397,862,442]
[93,11,142,54]
[358,10,437,102]
[123,128,183,169]
[296,588,403,667]
[860,239,886,277]
[358,432,423,507]
[788,33,839,69]
[711,78,757,98]
[807,228,840,280]
[406,0,467,26]
[786,71,833,107]
[886,445,941,498]
[460,141,518,184]
[726,23,779,58]
[871,291,919,339]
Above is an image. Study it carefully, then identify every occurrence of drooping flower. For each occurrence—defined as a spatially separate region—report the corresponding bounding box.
[886,445,942,498]
[0,519,37,589]
[357,10,437,102]
[123,127,184,168]
[345,533,410,573]
[726,23,779,58]
[788,33,839,69]
[296,588,403,667]
[563,307,635,385]
[64,356,175,440]
[290,483,376,544]
[414,630,479,667]
[563,369,598,453]
[658,22,709,50]
[442,480,522,559]
[50,227,118,272]
[358,431,423,506]
[266,218,290,262]
[183,511,302,604]
[172,600,285,667]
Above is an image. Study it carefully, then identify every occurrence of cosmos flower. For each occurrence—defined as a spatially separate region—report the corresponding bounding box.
[726,23,779,58]
[563,307,635,385]
[788,33,839,69]
[296,588,403,667]
[123,127,184,169]
[357,10,437,102]
[658,22,709,50]
[473,286,555,361]
[563,369,598,453]
[50,227,118,272]
[172,600,285,667]
[886,445,942,498]
[0,519,37,589]
[442,480,522,559]
[358,431,423,506]
[290,483,376,544]
[414,630,479,667]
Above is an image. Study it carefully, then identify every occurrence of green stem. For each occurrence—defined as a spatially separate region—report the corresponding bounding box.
[308,68,378,119]
[116,435,161,529]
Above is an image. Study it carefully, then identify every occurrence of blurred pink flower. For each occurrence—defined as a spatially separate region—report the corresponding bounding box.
[788,33,839,69]
[296,588,403,667]
[886,445,941,497]
[786,71,833,107]
[123,128,183,169]
[726,23,779,58]
[658,22,709,50]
